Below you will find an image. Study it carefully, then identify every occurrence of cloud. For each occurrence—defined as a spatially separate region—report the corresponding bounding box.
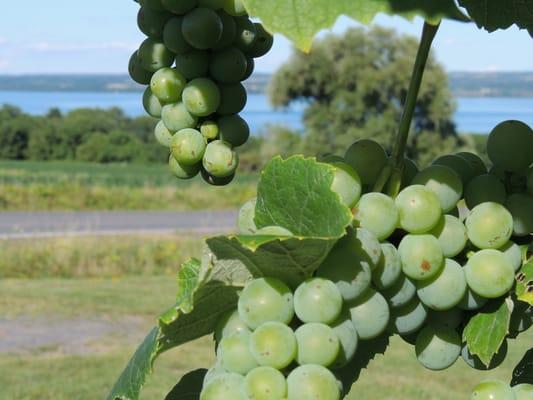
[27,41,137,52]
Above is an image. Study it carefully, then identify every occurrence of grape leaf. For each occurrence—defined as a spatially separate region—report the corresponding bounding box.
[164,369,207,400]
[242,0,469,51]
[516,261,533,305]
[459,0,533,33]
[463,298,513,367]
[512,348,533,385]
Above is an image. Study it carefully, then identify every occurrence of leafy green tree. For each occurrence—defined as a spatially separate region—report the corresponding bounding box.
[0,115,35,159]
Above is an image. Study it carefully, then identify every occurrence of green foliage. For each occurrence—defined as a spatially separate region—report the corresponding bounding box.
[459,0,533,34]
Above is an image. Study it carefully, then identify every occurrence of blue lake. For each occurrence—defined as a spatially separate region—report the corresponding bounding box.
[0,91,532,134]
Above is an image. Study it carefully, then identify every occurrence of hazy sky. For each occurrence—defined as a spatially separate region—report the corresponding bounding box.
[1,0,532,74]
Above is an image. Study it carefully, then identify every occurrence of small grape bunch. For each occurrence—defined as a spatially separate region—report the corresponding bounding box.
[130,0,273,185]
[471,380,532,400]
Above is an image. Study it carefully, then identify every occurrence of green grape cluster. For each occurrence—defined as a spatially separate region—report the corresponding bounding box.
[470,380,532,400]
[130,0,273,185]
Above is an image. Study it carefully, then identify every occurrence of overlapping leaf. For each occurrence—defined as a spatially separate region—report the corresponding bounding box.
[459,0,533,34]
[512,348,533,386]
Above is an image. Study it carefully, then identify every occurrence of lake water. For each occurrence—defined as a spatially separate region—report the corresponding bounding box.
[1,91,532,134]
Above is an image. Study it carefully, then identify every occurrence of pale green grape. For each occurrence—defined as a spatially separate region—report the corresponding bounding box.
[137,7,171,39]
[415,326,461,371]
[401,158,420,187]
[295,323,340,367]
[330,310,358,369]
[348,288,390,340]
[244,367,287,400]
[201,168,235,186]
[210,47,248,83]
[128,51,153,85]
[203,361,226,386]
[372,242,402,290]
[287,365,340,400]
[462,341,507,371]
[237,277,294,329]
[202,140,238,178]
[513,384,533,400]
[487,120,533,172]
[351,228,382,271]
[163,17,192,54]
[182,78,221,117]
[237,197,257,234]
[223,0,247,16]
[200,120,219,140]
[218,115,250,147]
[150,67,186,103]
[247,24,274,58]
[181,7,223,49]
[138,38,175,72]
[217,83,247,115]
[426,308,463,330]
[170,128,206,165]
[329,161,362,209]
[218,331,258,374]
[500,241,523,272]
[200,373,246,400]
[456,151,487,177]
[464,174,507,209]
[412,165,463,213]
[398,234,444,281]
[388,298,428,335]
[161,102,198,132]
[234,17,257,53]
[430,215,468,258]
[395,185,442,234]
[433,154,475,185]
[214,309,250,343]
[142,87,163,118]
[344,139,388,189]
[416,258,467,311]
[354,193,398,240]
[162,0,197,14]
[458,288,488,311]
[527,167,533,195]
[465,202,513,249]
[175,50,209,79]
[255,226,293,236]
[155,120,173,147]
[470,380,516,400]
[213,10,237,49]
[294,278,343,324]
[382,275,417,308]
[250,322,296,369]
[465,249,515,298]
[168,154,200,179]
[506,193,533,236]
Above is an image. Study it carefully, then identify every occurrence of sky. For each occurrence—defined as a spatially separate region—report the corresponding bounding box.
[0,1,532,75]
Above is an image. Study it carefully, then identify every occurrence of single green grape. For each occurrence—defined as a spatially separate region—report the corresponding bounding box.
[328,161,362,209]
[295,323,340,367]
[200,373,246,400]
[425,308,463,330]
[455,151,487,177]
[210,47,248,83]
[200,120,219,140]
[137,7,171,39]
[433,154,475,185]
[382,275,417,308]
[201,168,235,186]
[395,185,442,234]
[128,51,153,85]
[430,215,468,258]
[203,361,226,386]
[214,309,250,343]
[138,38,175,72]
[464,174,507,209]
[247,23,274,58]
[140,0,166,11]
[237,197,257,234]
[250,322,296,369]
[527,167,533,196]
[388,298,428,336]
[181,7,223,49]
[351,228,382,271]
[223,0,247,16]
[415,326,461,371]
[154,120,173,147]
[255,226,293,236]
[218,331,258,374]
[213,10,237,49]
[487,120,533,173]
[412,165,463,213]
[294,278,343,324]
[170,128,206,165]
[344,139,388,189]
[175,50,209,79]
[163,17,192,55]
[470,380,516,400]
[286,365,340,400]
[198,0,225,9]
[202,140,238,178]
[217,83,247,115]
[330,310,358,369]
[372,242,402,290]
[401,157,420,187]
[398,234,444,281]
[465,202,513,249]
[242,56,255,80]
[234,17,257,53]
[348,288,390,340]
[182,78,221,117]
[244,367,287,400]
[142,87,163,118]
[506,193,533,236]
[500,241,522,272]
[237,277,294,329]
[416,258,467,311]
[168,154,200,179]
[150,67,186,103]
[162,0,197,14]
[161,102,198,132]
[218,114,250,147]
[462,341,508,371]
[513,384,533,400]
[465,249,515,298]
[458,288,488,311]
[354,192,398,240]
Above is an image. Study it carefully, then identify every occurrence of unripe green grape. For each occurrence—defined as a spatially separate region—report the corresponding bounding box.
[433,154,475,185]
[181,7,223,49]
[465,249,515,298]
[344,139,388,189]
[142,87,163,118]
[250,322,296,369]
[201,168,235,186]
[214,309,250,343]
[470,380,516,400]
[426,308,463,330]
[200,373,246,400]
[458,288,488,311]
[294,278,343,324]
[202,140,238,178]
[382,275,417,308]
[242,56,255,80]
[401,157,420,187]
[175,50,209,79]
[213,10,237,49]
[162,0,197,14]
[155,120,173,147]
[348,288,390,340]
[182,78,221,117]
[150,67,186,103]
[295,323,340,367]
[398,234,444,281]
[506,193,533,236]
[217,83,247,115]
[388,298,428,335]
[140,0,166,11]
[203,361,226,386]
[330,310,358,369]
[415,326,461,371]
[218,114,249,146]
[456,151,487,177]
[351,228,382,271]
[247,23,274,58]
[218,331,258,374]
[373,242,402,290]
[513,384,533,400]
[255,225,293,236]
[223,0,247,16]
[234,17,257,53]
[416,258,467,311]
[412,165,463,213]
[464,174,507,209]
[430,215,468,258]
[138,38,175,72]
[329,162,362,209]
[527,167,533,195]
[395,185,442,234]
[198,0,225,9]
[168,154,200,179]
[487,120,533,172]
[462,340,508,371]
[210,47,248,83]
[163,17,192,55]
[237,277,294,329]
[137,7,171,39]
[500,241,522,272]
[287,365,340,400]
[465,202,513,249]
[353,192,398,240]
[237,197,257,234]
[161,102,198,132]
[244,367,287,400]
[170,128,206,165]
[200,120,219,140]
[128,51,153,85]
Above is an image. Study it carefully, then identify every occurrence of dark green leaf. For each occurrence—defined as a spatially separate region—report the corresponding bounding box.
[459,0,533,32]
[511,348,533,385]
[164,369,207,400]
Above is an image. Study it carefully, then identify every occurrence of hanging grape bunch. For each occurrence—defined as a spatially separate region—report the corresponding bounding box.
[129,0,273,185]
